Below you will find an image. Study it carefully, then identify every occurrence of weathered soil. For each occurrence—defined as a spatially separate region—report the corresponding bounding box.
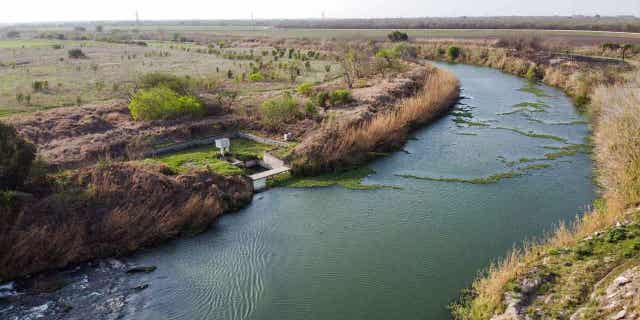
[0,162,253,281]
[7,101,239,169]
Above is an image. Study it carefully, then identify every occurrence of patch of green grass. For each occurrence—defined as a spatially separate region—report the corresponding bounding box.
[269,143,298,159]
[148,151,243,175]
[0,40,58,48]
[453,118,491,127]
[396,171,522,184]
[230,138,274,159]
[496,127,567,143]
[543,144,592,160]
[518,83,552,97]
[149,138,272,175]
[451,110,473,118]
[497,109,537,116]
[268,167,384,190]
[513,101,550,112]
[519,163,552,171]
[455,132,479,136]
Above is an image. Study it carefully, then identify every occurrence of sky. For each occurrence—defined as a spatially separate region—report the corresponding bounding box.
[2,0,639,23]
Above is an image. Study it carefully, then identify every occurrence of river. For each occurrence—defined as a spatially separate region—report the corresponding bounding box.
[0,62,596,320]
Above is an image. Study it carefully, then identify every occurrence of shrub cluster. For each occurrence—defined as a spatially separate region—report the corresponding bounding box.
[68,48,86,59]
[296,83,314,97]
[260,93,300,129]
[329,89,352,106]
[0,122,36,190]
[388,31,409,42]
[129,86,204,121]
[447,46,461,60]
[137,72,194,95]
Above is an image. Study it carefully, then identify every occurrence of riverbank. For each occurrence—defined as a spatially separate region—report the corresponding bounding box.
[290,64,460,175]
[0,162,253,281]
[1,59,594,320]
[435,42,640,319]
[0,62,459,282]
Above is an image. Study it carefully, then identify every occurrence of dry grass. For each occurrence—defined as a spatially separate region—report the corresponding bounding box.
[420,42,631,107]
[292,66,459,174]
[0,162,253,281]
[593,74,640,212]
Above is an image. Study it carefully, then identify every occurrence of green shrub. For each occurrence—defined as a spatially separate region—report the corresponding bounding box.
[607,228,627,243]
[0,122,36,190]
[447,46,461,60]
[128,87,204,121]
[387,31,409,42]
[260,93,300,128]
[249,72,264,82]
[0,190,17,208]
[68,48,86,59]
[392,43,418,58]
[329,89,352,106]
[137,72,193,96]
[526,64,542,81]
[297,83,314,97]
[304,101,318,117]
[32,80,48,92]
[316,91,330,110]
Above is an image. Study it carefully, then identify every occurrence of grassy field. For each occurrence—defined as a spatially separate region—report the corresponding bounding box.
[146,138,274,175]
[0,38,342,116]
[146,138,299,176]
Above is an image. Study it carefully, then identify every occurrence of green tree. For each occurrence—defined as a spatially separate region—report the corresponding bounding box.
[387,31,409,42]
[447,46,461,61]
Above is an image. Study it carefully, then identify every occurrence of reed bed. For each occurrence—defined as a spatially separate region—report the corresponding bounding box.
[292,66,460,174]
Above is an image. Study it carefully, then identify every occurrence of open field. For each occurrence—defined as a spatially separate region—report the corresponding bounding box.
[0,38,342,116]
[6,25,640,42]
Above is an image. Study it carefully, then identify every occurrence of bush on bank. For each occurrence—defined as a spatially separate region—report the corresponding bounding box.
[290,67,459,175]
[260,93,301,129]
[129,86,204,121]
[0,122,36,191]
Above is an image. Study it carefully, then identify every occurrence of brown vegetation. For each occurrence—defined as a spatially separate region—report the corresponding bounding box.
[420,40,633,107]
[0,162,253,281]
[290,65,459,174]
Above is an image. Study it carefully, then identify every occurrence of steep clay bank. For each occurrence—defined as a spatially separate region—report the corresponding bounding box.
[0,162,253,281]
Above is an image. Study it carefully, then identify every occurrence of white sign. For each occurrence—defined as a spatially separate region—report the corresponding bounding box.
[215,138,230,149]
[215,138,231,156]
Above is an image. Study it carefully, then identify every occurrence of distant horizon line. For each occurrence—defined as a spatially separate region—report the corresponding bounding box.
[2,15,639,26]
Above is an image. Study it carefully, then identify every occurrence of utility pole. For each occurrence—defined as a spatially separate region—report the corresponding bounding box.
[135,10,140,26]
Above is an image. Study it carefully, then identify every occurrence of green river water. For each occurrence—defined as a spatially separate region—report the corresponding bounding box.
[127,62,595,320]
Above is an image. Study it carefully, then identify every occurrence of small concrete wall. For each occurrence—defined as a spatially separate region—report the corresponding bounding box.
[146,132,288,160]
[253,178,267,191]
[146,135,225,157]
[236,132,288,147]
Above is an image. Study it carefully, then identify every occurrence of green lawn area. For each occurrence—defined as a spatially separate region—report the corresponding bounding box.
[147,138,275,175]
[268,167,384,190]
[0,40,58,48]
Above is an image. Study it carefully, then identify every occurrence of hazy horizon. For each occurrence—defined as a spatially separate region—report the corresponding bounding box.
[2,0,640,24]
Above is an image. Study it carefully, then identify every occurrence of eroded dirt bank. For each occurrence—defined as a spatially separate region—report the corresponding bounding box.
[0,162,253,281]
